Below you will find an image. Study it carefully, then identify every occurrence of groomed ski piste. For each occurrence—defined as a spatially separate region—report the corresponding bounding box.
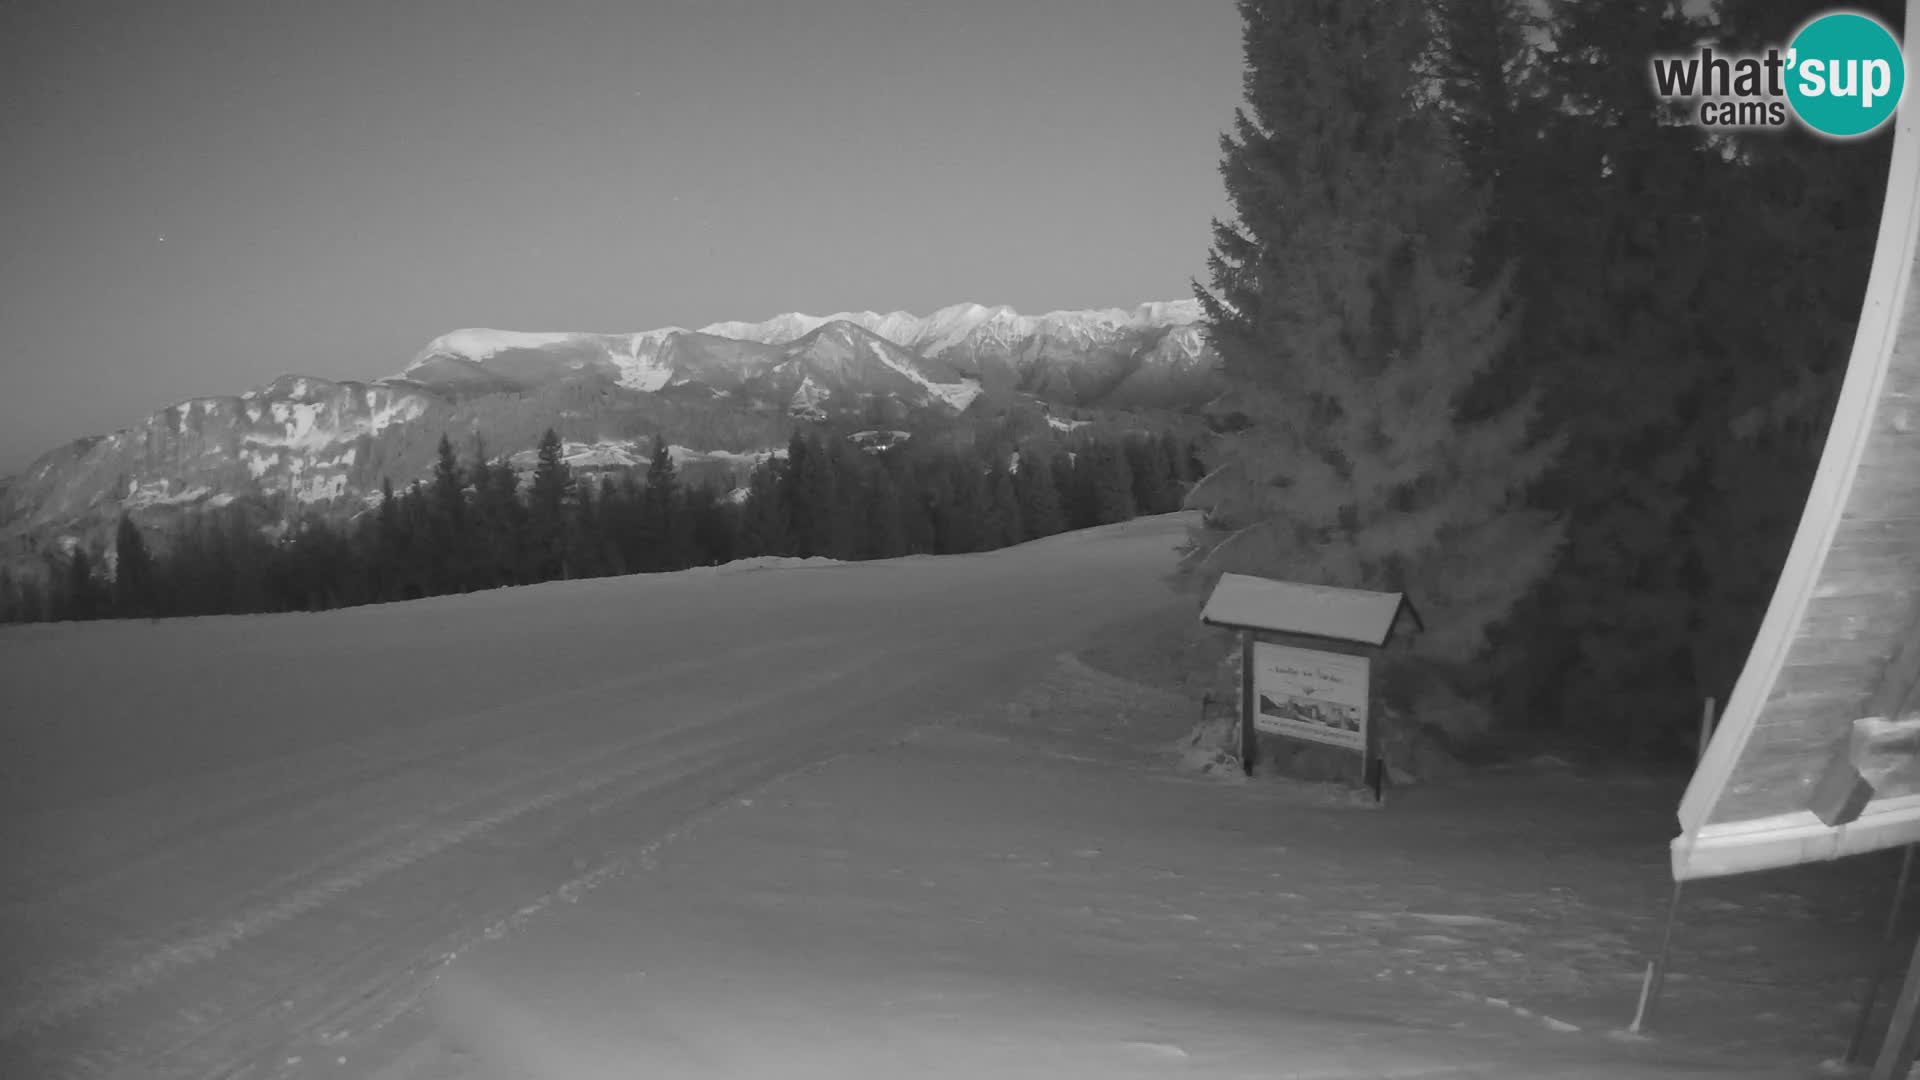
[0,512,1887,1079]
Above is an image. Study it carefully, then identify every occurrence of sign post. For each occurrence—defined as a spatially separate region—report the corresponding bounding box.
[1201,574,1423,798]
[1240,629,1256,776]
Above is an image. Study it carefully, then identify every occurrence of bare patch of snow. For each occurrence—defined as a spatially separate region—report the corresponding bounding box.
[410,329,582,369]
[122,480,216,509]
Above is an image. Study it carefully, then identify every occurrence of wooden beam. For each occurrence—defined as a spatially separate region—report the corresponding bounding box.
[1856,715,1920,790]
[1865,610,1920,725]
[1813,734,1876,827]
[1817,607,1920,826]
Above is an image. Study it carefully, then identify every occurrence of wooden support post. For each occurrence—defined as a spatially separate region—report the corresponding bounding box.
[1850,844,1918,1065]
[1821,614,1920,826]
[1697,697,1716,763]
[1239,630,1256,777]
[1871,920,1920,1080]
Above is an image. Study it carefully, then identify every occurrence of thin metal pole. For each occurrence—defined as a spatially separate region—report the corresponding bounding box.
[1630,698,1718,1034]
[1872,921,1920,1080]
[1850,844,1919,1065]
[1631,880,1686,1034]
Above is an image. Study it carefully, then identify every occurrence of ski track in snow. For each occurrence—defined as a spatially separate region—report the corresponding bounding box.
[367,650,1829,1080]
[0,515,1195,1080]
[3,636,895,1077]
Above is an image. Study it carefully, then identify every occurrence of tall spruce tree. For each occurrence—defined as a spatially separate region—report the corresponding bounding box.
[529,428,572,580]
[938,456,987,554]
[374,477,404,598]
[1185,0,1563,699]
[1497,1,1730,746]
[826,437,867,560]
[1158,431,1192,488]
[685,485,737,566]
[640,435,692,571]
[428,434,468,593]
[64,546,97,621]
[1086,440,1137,526]
[866,466,908,559]
[1051,453,1084,531]
[982,461,1024,549]
[740,459,791,557]
[1016,451,1068,538]
[786,431,839,558]
[113,513,153,617]
[1125,437,1177,516]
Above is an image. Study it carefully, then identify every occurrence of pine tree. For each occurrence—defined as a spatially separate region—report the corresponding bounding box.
[428,434,468,594]
[1086,440,1137,525]
[785,431,838,558]
[529,428,572,580]
[1182,439,1207,487]
[1158,431,1190,488]
[1431,0,1544,285]
[900,459,938,555]
[937,456,987,554]
[865,466,908,559]
[484,460,527,586]
[1125,436,1176,516]
[687,485,740,566]
[563,480,601,579]
[982,461,1024,550]
[740,460,792,557]
[64,546,97,621]
[1185,0,1563,699]
[1485,1,1734,745]
[113,513,154,617]
[374,477,404,599]
[1016,451,1068,538]
[1052,452,1087,531]
[827,437,867,560]
[640,435,693,571]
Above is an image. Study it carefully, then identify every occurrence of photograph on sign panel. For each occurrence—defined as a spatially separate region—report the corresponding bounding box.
[1257,691,1361,732]
[1252,643,1368,753]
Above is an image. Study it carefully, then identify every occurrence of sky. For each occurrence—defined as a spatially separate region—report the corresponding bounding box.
[0,0,1244,474]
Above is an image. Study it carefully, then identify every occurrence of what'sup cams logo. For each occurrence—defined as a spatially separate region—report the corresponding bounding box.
[1650,10,1907,138]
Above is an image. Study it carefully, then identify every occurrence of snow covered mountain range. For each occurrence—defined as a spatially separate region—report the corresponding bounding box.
[0,300,1218,551]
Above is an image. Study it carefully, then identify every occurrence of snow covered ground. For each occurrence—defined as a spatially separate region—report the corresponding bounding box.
[364,654,1895,1080]
[0,510,1899,1078]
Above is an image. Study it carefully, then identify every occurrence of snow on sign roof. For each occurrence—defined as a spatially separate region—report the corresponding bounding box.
[1200,573,1420,646]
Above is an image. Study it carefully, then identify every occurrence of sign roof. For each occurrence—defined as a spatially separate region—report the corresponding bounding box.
[1200,573,1419,647]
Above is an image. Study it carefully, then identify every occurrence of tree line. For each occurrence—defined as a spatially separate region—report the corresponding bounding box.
[0,426,1197,623]
[1186,0,1898,759]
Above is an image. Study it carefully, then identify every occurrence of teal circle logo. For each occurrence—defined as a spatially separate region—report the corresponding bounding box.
[1786,11,1907,138]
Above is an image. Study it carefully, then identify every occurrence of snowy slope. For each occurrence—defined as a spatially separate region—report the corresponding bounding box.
[0,515,1195,1079]
[399,654,1872,1080]
[0,511,1868,1080]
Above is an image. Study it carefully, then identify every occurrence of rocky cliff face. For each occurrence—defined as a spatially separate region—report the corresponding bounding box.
[1,300,1221,557]
[2,377,444,541]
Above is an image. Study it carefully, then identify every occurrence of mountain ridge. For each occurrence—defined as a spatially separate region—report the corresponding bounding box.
[0,299,1218,555]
